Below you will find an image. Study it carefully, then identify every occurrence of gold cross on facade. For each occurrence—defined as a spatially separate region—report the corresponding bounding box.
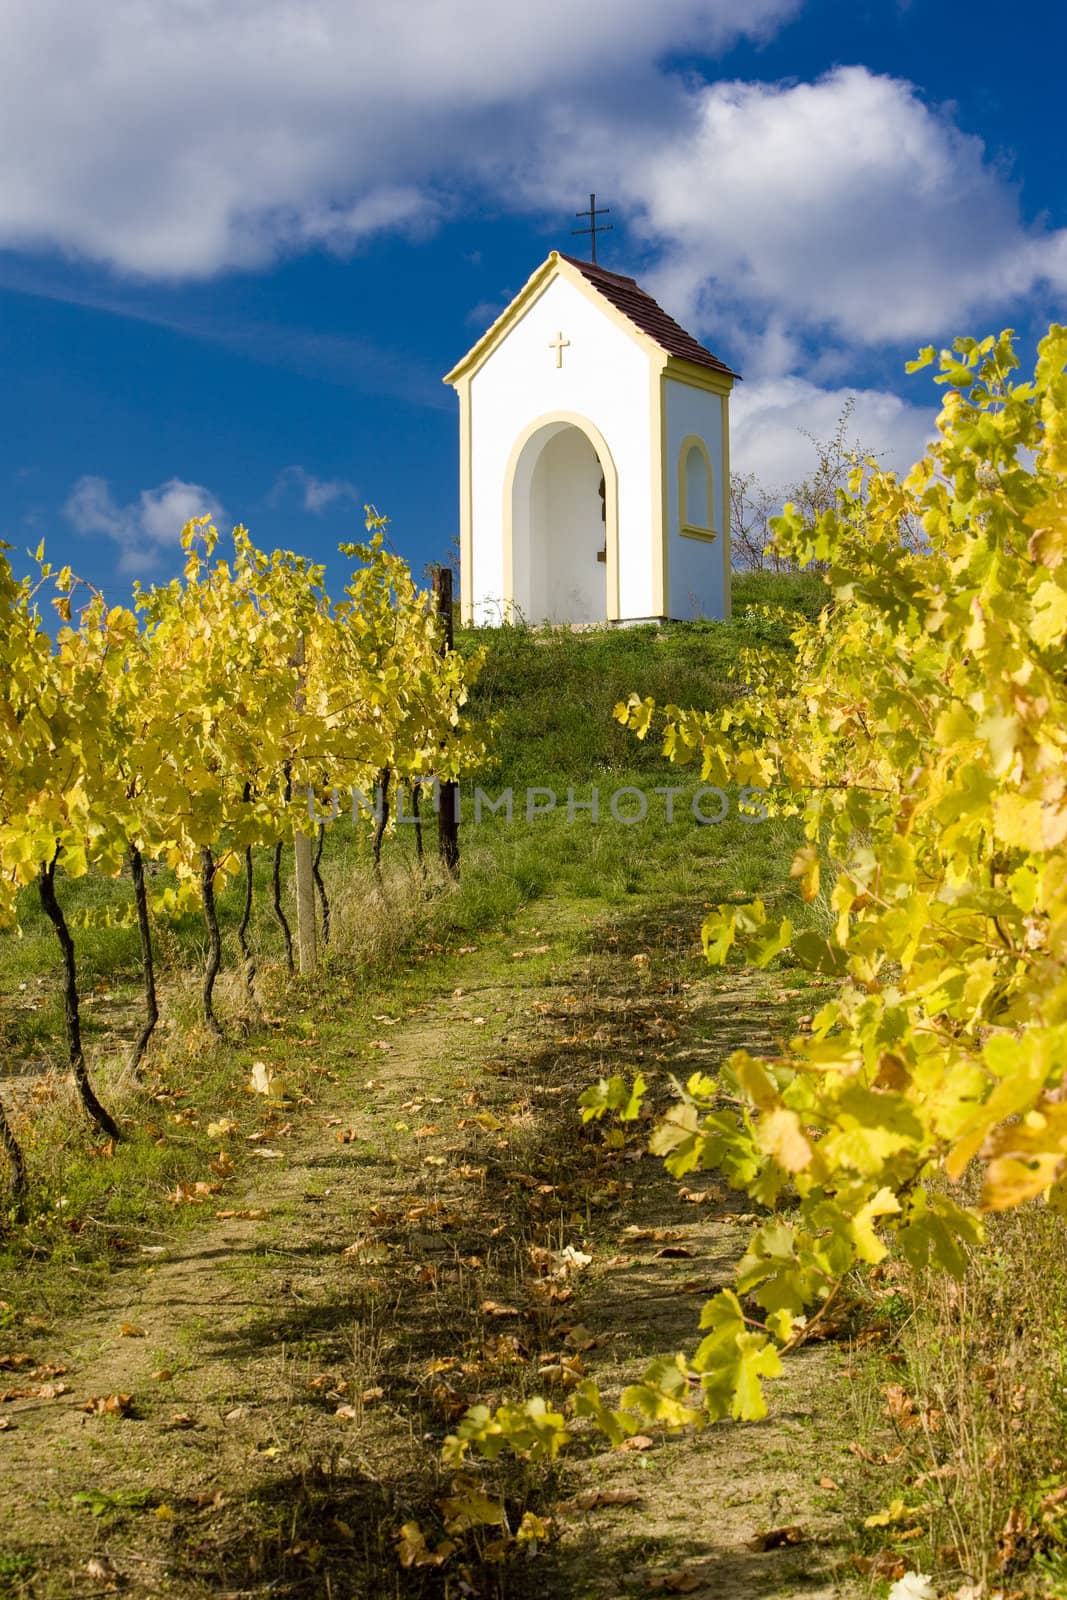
[548,330,570,368]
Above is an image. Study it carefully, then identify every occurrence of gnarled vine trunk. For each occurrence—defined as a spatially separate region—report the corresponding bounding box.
[38,855,121,1142]
[273,767,295,972]
[237,783,257,996]
[431,567,460,880]
[127,844,158,1077]
[238,846,257,996]
[373,768,390,889]
[272,842,294,972]
[312,824,330,945]
[200,846,224,1036]
[411,781,426,878]
[0,1092,27,1222]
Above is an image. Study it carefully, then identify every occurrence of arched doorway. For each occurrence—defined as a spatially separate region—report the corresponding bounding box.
[503,413,619,625]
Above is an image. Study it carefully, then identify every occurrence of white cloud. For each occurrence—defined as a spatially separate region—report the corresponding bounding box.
[567,67,1067,352]
[8,14,1064,514]
[270,465,361,515]
[3,10,1060,386]
[731,377,935,492]
[0,0,796,277]
[63,476,223,573]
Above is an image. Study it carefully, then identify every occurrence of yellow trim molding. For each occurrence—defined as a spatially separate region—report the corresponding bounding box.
[720,392,732,619]
[444,257,557,387]
[650,360,668,617]
[677,433,717,542]
[663,356,735,397]
[501,411,620,624]
[456,376,473,623]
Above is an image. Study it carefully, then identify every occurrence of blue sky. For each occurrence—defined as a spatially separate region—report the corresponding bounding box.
[1,0,1064,601]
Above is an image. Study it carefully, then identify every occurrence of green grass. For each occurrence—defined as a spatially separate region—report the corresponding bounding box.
[0,1550,35,1599]
[850,1194,1067,1599]
[457,570,821,788]
[731,566,827,619]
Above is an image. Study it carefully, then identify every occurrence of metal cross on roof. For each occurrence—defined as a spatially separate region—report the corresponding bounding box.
[572,192,613,266]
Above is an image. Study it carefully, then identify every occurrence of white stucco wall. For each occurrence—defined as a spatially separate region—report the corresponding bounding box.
[664,377,727,620]
[468,274,654,624]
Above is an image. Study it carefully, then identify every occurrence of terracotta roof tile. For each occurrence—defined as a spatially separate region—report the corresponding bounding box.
[560,253,740,380]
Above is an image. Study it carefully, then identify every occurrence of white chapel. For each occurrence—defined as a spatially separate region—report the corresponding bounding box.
[444,250,739,627]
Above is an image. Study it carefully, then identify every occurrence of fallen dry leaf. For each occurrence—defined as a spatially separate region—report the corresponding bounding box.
[249,1061,290,1098]
[85,1555,120,1587]
[206,1118,239,1138]
[564,1324,602,1351]
[748,1525,807,1552]
[622,1226,686,1244]
[395,1521,456,1568]
[168,1180,221,1205]
[342,1239,389,1264]
[479,1300,521,1318]
[81,1393,132,1417]
[189,1489,227,1509]
[537,1355,587,1389]
[848,1440,907,1466]
[431,1380,471,1421]
[850,1549,911,1580]
[884,1383,919,1427]
[437,1487,507,1534]
[557,1488,641,1514]
[650,1572,702,1594]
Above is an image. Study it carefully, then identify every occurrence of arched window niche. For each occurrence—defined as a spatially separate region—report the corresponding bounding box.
[678,435,717,541]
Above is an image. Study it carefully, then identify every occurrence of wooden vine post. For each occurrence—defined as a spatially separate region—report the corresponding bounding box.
[291,633,318,974]
[432,566,460,879]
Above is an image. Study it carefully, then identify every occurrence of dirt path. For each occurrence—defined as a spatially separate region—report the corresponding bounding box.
[0,894,862,1599]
